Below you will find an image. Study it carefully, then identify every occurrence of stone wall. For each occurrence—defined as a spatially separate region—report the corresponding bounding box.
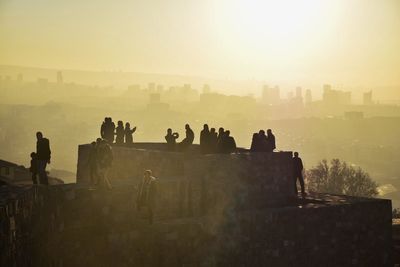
[0,184,393,267]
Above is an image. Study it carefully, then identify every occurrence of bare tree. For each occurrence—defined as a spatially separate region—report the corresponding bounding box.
[306,159,378,198]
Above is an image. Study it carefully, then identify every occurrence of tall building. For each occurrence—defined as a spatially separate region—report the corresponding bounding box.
[57,71,63,84]
[363,91,373,105]
[262,85,280,105]
[295,86,302,99]
[305,89,312,105]
[323,84,351,105]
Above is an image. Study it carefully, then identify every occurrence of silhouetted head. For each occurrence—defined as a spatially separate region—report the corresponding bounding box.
[109,117,113,122]
[167,128,172,134]
[203,124,209,131]
[185,124,190,130]
[104,117,107,122]
[210,128,216,133]
[267,129,272,135]
[144,169,152,178]
[91,141,96,147]
[252,133,258,139]
[225,130,230,137]
[294,152,299,158]
[125,122,130,128]
[259,130,265,136]
[117,120,123,127]
[218,127,224,134]
[96,138,102,144]
[36,131,43,140]
[30,152,36,159]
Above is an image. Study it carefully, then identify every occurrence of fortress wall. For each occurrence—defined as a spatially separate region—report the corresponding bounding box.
[77,144,295,217]
[0,185,393,267]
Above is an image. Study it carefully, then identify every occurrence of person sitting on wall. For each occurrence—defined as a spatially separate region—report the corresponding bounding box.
[216,127,225,153]
[36,131,51,185]
[209,128,218,153]
[124,122,137,145]
[250,132,259,152]
[200,124,210,154]
[137,170,157,224]
[29,152,38,185]
[293,152,306,197]
[115,120,125,145]
[97,139,113,190]
[101,117,115,144]
[266,129,276,152]
[179,124,194,151]
[258,130,268,151]
[165,128,179,151]
[224,130,237,153]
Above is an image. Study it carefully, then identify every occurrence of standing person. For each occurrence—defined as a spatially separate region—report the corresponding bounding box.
[36,131,51,185]
[97,140,113,190]
[124,122,137,145]
[115,120,125,145]
[103,117,115,144]
[180,124,194,151]
[165,128,179,151]
[266,129,276,152]
[293,152,306,196]
[200,124,210,154]
[209,128,218,153]
[137,170,157,224]
[29,152,38,185]
[216,127,225,153]
[87,141,98,185]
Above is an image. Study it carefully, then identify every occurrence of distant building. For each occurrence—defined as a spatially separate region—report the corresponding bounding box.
[57,71,63,84]
[262,85,280,105]
[305,89,312,105]
[344,111,364,120]
[202,84,211,94]
[149,93,161,104]
[363,91,373,105]
[323,84,351,105]
[296,86,302,99]
[148,83,156,92]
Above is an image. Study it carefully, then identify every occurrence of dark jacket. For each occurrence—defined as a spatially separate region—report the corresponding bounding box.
[293,157,303,174]
[137,177,157,208]
[36,138,51,161]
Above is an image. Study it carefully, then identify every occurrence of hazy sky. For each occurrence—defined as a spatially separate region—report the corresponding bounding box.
[1,0,399,87]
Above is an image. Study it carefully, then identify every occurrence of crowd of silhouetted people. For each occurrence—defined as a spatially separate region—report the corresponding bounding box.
[100,117,137,145]
[250,129,276,152]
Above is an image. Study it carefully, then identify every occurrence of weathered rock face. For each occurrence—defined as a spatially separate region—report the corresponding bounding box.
[0,144,394,267]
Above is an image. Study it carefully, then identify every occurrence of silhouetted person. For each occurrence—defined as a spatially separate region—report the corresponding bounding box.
[180,124,194,151]
[36,131,51,185]
[100,117,107,139]
[209,128,218,153]
[137,170,157,224]
[266,129,276,152]
[216,127,225,153]
[124,122,137,145]
[224,130,237,153]
[250,133,259,152]
[97,139,113,189]
[87,141,98,185]
[258,130,268,151]
[115,120,125,145]
[293,152,305,196]
[200,124,210,154]
[165,128,179,151]
[29,152,38,185]
[101,117,115,144]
